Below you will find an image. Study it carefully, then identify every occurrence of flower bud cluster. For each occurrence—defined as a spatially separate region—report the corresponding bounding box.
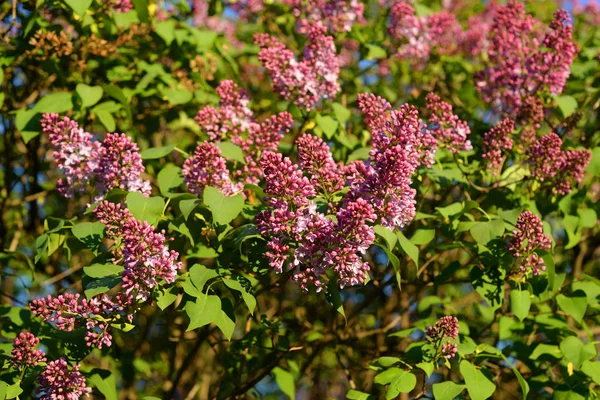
[425,93,472,153]
[283,0,365,33]
[482,118,514,171]
[42,114,150,201]
[508,211,552,276]
[526,133,591,195]
[11,331,47,369]
[94,201,183,302]
[426,316,459,359]
[37,358,91,400]
[194,80,293,187]
[255,23,340,110]
[475,2,578,119]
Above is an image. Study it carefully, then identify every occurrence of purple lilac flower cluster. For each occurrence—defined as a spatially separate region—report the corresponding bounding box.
[256,148,377,291]
[425,93,472,153]
[475,2,578,119]
[526,133,591,195]
[283,0,365,33]
[42,114,151,201]
[255,23,340,110]
[508,211,552,276]
[351,93,436,229]
[388,0,493,63]
[182,142,243,197]
[37,358,91,400]
[11,331,47,369]
[482,118,514,172]
[194,80,293,189]
[30,292,128,349]
[94,201,183,302]
[109,0,133,13]
[426,316,459,359]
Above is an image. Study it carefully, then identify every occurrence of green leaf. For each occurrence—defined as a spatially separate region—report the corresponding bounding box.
[5,382,22,399]
[131,0,149,22]
[577,208,597,228]
[184,293,220,331]
[64,0,92,16]
[72,221,105,252]
[156,20,176,45]
[346,390,372,400]
[581,361,600,385]
[158,165,184,197]
[366,44,386,60]
[556,291,587,324]
[216,141,246,163]
[215,298,236,340]
[530,344,562,360]
[223,278,256,314]
[397,231,419,267]
[34,92,73,113]
[273,367,295,400]
[126,193,164,226]
[16,108,41,143]
[76,84,103,108]
[509,289,531,322]
[554,95,578,117]
[460,360,496,400]
[94,110,116,132]
[436,203,463,219]
[84,275,122,298]
[203,187,244,225]
[374,225,397,251]
[559,336,596,368]
[416,361,434,378]
[179,198,200,220]
[156,286,178,310]
[374,367,405,385]
[189,264,219,293]
[432,382,466,400]
[563,215,582,250]
[410,229,435,245]
[347,147,371,162]
[470,219,505,245]
[325,278,346,322]
[84,263,124,278]
[386,371,417,399]
[140,145,175,159]
[89,371,118,400]
[316,114,338,139]
[35,233,49,263]
[332,103,351,123]
[0,382,7,400]
[165,88,193,105]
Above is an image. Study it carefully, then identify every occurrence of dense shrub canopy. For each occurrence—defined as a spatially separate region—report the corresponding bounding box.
[0,0,599,399]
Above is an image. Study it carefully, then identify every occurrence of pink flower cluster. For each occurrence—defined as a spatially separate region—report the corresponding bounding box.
[194,80,293,188]
[526,133,591,195]
[228,0,265,22]
[42,114,100,198]
[352,93,435,229]
[508,211,551,276]
[256,148,376,291]
[297,134,344,195]
[30,292,128,349]
[255,23,340,110]
[11,331,47,368]
[42,114,151,201]
[482,118,514,171]
[94,201,182,302]
[37,358,91,400]
[426,316,459,359]
[388,1,492,63]
[109,0,133,13]
[475,2,578,119]
[182,142,243,197]
[425,93,472,153]
[283,0,365,33]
